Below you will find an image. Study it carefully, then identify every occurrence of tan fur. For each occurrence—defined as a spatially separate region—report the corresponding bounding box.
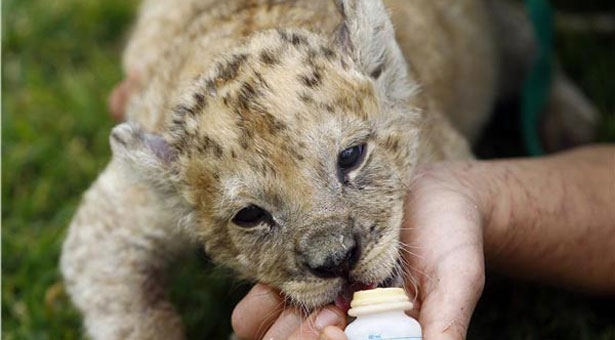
[61,0,584,339]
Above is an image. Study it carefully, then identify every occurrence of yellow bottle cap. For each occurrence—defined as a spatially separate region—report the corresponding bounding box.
[348,288,413,317]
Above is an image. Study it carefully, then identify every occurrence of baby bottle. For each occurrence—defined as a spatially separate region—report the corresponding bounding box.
[344,287,422,340]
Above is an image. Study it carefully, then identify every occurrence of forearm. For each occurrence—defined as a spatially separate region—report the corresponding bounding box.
[469,145,615,293]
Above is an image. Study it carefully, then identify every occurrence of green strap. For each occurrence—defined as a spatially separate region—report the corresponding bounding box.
[522,0,553,156]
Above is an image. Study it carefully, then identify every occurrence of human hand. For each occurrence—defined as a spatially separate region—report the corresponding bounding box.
[231,283,348,339]
[398,163,486,339]
[232,162,488,340]
[108,71,140,122]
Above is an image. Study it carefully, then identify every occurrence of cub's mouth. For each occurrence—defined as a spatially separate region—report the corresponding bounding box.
[333,273,400,314]
[331,236,404,313]
[279,225,404,312]
[334,282,376,313]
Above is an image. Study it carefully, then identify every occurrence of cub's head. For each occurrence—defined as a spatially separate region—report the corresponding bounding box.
[111,0,423,310]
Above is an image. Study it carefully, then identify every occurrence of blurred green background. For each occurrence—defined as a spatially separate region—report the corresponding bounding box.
[2,0,614,339]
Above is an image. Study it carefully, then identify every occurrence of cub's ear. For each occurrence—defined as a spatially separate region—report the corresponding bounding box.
[334,0,415,103]
[110,123,178,182]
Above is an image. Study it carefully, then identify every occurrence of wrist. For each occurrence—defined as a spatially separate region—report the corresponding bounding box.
[412,160,504,245]
[445,161,514,259]
[452,161,503,238]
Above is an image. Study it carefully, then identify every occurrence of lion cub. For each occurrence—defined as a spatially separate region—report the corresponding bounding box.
[60,0,595,338]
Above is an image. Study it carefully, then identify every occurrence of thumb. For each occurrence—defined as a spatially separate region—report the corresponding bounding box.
[417,262,485,339]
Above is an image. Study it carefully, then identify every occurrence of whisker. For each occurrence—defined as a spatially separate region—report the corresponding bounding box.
[395,252,420,303]
[255,299,285,339]
[397,243,423,260]
[398,240,422,250]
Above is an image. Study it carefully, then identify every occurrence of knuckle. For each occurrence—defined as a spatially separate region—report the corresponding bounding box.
[467,265,485,296]
[230,305,251,339]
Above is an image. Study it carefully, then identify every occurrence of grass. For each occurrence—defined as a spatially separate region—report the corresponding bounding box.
[2,0,614,339]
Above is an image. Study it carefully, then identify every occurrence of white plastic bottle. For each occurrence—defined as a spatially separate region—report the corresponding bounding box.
[344,287,422,340]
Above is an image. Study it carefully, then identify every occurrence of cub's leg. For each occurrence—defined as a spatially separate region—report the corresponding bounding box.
[489,0,598,151]
[61,126,192,339]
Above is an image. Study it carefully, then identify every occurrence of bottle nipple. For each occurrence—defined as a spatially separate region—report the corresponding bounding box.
[348,287,413,317]
[344,288,422,340]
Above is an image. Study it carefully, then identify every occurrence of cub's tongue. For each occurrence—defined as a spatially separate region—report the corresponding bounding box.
[334,282,376,314]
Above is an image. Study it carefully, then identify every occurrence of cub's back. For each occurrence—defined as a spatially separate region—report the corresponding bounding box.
[386,0,497,141]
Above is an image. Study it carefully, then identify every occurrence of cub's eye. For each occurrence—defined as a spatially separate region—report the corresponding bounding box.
[232,205,270,228]
[338,144,366,171]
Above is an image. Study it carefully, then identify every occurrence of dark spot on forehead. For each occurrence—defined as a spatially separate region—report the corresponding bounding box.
[206,79,217,96]
[291,34,306,46]
[171,118,185,127]
[215,53,249,84]
[278,29,308,46]
[222,94,231,107]
[282,143,304,162]
[322,103,335,113]
[320,46,336,60]
[298,92,315,104]
[236,119,253,150]
[305,48,318,66]
[201,135,224,158]
[214,144,224,158]
[193,92,206,110]
[254,72,271,90]
[385,136,400,152]
[174,104,196,117]
[240,137,249,149]
[262,111,287,135]
[241,81,257,95]
[299,70,322,88]
[277,29,290,41]
[237,81,259,111]
[260,49,280,66]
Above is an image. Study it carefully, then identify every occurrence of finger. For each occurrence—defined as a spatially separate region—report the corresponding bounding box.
[402,283,421,320]
[319,326,348,340]
[416,246,484,340]
[108,79,131,121]
[261,307,305,340]
[287,306,347,340]
[108,72,140,122]
[401,186,485,339]
[231,284,285,340]
[418,272,484,340]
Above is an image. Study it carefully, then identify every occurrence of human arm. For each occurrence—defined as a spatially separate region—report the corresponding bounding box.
[399,144,615,339]
[461,144,615,293]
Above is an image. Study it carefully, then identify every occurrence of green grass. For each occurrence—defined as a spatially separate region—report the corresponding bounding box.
[2,0,614,339]
[3,1,132,338]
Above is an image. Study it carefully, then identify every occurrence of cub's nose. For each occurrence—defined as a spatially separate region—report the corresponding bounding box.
[304,235,361,279]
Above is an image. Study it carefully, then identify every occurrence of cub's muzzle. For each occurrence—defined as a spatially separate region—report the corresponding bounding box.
[297,225,361,279]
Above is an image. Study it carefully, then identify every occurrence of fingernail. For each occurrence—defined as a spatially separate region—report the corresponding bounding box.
[315,308,342,330]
